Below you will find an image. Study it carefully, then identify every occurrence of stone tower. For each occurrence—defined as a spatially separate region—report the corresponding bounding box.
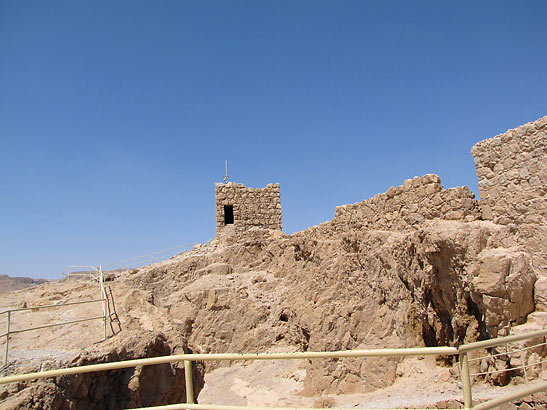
[214,182,282,236]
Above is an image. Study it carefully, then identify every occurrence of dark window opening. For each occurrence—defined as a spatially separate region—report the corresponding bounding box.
[224,205,234,225]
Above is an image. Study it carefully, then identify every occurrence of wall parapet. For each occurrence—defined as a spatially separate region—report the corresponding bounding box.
[334,174,480,231]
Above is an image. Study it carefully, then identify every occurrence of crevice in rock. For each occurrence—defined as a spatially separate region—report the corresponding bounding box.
[466,296,490,341]
[422,320,438,347]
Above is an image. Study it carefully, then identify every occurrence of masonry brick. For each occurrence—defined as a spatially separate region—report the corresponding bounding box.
[215,182,282,235]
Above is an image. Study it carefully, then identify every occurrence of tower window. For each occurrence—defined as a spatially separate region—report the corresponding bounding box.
[224,205,234,225]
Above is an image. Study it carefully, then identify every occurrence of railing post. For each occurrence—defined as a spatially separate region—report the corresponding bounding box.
[184,359,194,404]
[99,266,107,340]
[4,311,10,367]
[459,352,473,409]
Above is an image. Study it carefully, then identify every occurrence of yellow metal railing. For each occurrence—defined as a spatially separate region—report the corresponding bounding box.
[1,265,117,368]
[64,265,109,339]
[0,298,107,368]
[0,328,546,410]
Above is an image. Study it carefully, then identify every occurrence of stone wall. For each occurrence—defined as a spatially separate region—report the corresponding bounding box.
[333,174,480,231]
[472,116,547,225]
[472,115,547,270]
[215,182,282,235]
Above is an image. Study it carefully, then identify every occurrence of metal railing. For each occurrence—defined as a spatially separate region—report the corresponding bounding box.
[64,265,102,281]
[457,329,547,409]
[1,328,546,409]
[100,240,215,273]
[468,339,547,380]
[1,265,116,368]
[102,245,194,272]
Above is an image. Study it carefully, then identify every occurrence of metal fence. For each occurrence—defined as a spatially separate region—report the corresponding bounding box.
[100,240,215,273]
[101,245,195,272]
[64,265,109,339]
[1,265,120,368]
[1,328,546,409]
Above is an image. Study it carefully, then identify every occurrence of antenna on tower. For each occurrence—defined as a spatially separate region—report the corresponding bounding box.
[224,160,230,183]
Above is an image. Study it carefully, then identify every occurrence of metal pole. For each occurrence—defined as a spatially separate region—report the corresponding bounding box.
[0,346,459,385]
[6,315,106,335]
[4,311,10,366]
[132,403,462,410]
[458,328,547,352]
[459,352,472,409]
[99,266,107,340]
[185,360,194,404]
[473,380,547,410]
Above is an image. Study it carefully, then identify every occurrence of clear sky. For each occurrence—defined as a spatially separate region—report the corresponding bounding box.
[1,1,546,279]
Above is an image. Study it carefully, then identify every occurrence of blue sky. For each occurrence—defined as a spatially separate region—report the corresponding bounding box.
[1,1,546,279]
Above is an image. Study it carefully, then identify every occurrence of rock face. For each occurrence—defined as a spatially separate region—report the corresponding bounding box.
[1,333,204,410]
[470,249,536,333]
[129,219,536,396]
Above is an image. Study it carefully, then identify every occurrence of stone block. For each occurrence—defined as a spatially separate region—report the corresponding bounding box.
[422,174,441,184]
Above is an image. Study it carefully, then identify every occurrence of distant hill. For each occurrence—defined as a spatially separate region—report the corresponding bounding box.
[0,274,48,294]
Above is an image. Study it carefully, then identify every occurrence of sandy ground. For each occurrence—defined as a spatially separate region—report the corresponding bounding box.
[199,350,546,408]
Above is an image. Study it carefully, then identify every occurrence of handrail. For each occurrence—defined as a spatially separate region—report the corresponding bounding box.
[0,298,106,315]
[468,340,547,362]
[64,265,100,277]
[458,328,547,352]
[473,380,547,410]
[1,266,113,367]
[66,266,100,270]
[63,273,98,277]
[0,315,106,337]
[471,357,547,377]
[133,405,459,410]
[0,325,544,409]
[99,266,108,339]
[0,347,458,385]
[102,245,193,269]
[101,239,214,271]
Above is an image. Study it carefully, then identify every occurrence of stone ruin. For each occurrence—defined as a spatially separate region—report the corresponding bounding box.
[214,182,282,236]
[334,174,481,231]
[334,116,546,256]
[213,116,546,250]
[472,118,547,269]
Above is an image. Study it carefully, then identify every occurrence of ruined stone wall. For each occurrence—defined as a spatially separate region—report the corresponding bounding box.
[215,182,282,235]
[472,116,547,225]
[472,115,547,272]
[334,174,480,231]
